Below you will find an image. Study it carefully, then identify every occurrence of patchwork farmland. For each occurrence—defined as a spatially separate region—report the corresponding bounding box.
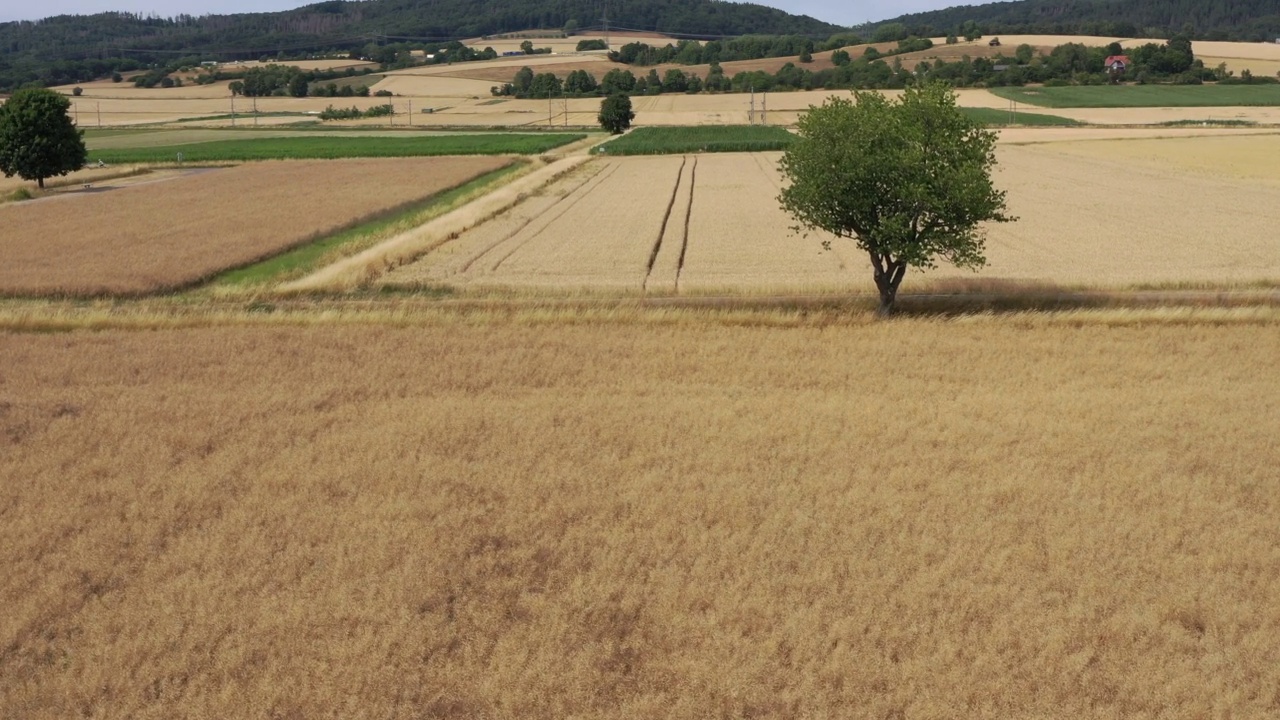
[6,29,1280,720]
[383,133,1280,294]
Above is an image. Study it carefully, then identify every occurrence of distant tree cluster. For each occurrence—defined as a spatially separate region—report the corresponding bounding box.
[609,35,847,68]
[318,103,393,120]
[223,65,374,98]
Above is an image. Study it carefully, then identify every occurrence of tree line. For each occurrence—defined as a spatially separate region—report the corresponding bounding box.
[608,34,864,67]
[493,35,1242,100]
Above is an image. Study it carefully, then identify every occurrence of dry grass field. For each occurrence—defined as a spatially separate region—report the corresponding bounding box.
[2,318,1279,718]
[0,157,511,296]
[385,132,1280,294]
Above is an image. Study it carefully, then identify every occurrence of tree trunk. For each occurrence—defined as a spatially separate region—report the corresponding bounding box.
[37,177,44,190]
[870,253,907,316]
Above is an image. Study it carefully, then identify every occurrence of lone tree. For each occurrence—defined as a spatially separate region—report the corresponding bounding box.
[598,93,635,134]
[778,82,1012,314]
[0,87,87,190]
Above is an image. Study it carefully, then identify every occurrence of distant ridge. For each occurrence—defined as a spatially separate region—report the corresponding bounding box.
[0,0,844,91]
[874,0,1280,42]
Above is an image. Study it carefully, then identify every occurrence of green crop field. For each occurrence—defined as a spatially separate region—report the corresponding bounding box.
[990,84,1280,108]
[960,107,1083,126]
[88,133,586,163]
[595,126,794,156]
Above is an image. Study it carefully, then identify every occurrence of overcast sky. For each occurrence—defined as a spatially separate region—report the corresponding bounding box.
[0,1,961,27]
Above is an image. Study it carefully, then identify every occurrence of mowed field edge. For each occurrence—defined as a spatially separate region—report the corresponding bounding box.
[2,321,1278,718]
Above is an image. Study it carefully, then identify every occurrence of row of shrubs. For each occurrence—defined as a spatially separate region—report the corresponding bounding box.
[318,103,395,121]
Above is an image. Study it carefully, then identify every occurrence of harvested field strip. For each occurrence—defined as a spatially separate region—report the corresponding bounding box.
[2,323,1279,718]
[596,126,795,156]
[279,156,598,293]
[678,153,849,293]
[91,134,586,163]
[480,156,684,290]
[382,157,687,291]
[971,141,1280,285]
[488,162,622,272]
[212,162,527,287]
[0,157,512,297]
[454,163,610,274]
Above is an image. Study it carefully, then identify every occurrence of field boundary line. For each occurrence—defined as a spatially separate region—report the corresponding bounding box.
[489,162,621,272]
[644,155,688,291]
[279,156,593,292]
[4,291,1280,333]
[674,156,698,293]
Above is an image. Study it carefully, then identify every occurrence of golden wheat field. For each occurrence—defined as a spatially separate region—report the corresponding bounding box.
[1,318,1279,719]
[0,157,511,296]
[384,133,1280,294]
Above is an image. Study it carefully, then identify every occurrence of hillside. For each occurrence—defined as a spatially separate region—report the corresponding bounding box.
[876,0,1280,42]
[0,0,841,91]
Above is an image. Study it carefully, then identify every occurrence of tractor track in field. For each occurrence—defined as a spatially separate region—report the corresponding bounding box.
[452,161,608,275]
[487,161,620,273]
[673,156,698,293]
[645,156,687,278]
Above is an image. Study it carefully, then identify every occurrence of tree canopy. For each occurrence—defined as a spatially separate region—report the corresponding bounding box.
[778,84,1013,313]
[0,87,87,190]
[598,94,635,134]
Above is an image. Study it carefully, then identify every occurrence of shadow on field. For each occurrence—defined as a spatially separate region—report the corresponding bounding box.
[890,278,1280,317]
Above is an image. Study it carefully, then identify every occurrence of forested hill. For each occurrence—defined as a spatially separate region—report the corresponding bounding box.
[0,0,841,91]
[876,0,1280,42]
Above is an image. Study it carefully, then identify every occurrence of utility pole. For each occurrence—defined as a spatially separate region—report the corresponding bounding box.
[97,102,101,128]
[73,102,79,126]
[762,92,767,125]
[252,95,258,126]
[749,86,755,125]
[231,95,236,127]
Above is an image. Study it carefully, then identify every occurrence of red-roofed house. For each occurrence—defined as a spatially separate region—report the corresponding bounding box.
[1105,55,1131,72]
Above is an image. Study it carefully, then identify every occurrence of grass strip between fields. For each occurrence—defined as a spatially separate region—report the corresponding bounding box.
[90,133,586,163]
[959,107,1083,126]
[990,84,1280,108]
[594,126,795,155]
[211,161,529,288]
